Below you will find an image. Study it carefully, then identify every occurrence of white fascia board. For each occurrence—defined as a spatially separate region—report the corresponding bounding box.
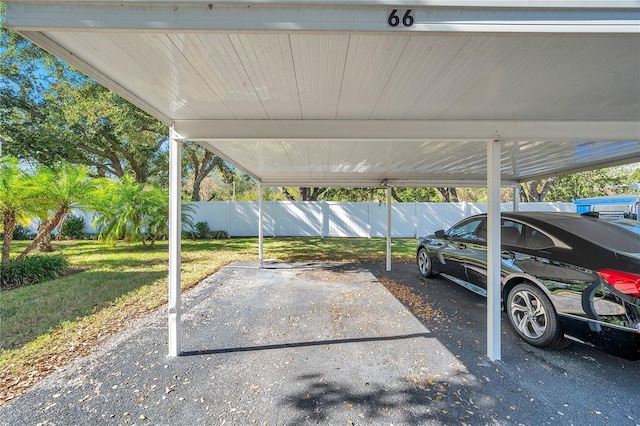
[257,178,518,188]
[385,179,519,187]
[9,1,636,7]
[173,120,640,142]
[6,2,640,34]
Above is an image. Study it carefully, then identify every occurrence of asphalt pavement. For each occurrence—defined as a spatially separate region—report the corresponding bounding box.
[2,262,639,425]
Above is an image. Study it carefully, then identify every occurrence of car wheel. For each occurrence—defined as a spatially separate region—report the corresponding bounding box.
[506,283,568,349]
[417,247,433,278]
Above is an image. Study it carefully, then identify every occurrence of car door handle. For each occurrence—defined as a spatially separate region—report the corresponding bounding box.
[501,251,515,260]
[456,243,466,249]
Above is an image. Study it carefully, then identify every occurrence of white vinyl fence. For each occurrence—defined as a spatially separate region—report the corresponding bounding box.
[188,201,576,238]
[37,201,575,237]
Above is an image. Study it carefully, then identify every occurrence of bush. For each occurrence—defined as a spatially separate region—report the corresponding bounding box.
[11,224,36,241]
[188,222,228,239]
[0,254,69,290]
[60,215,85,240]
[211,230,228,239]
[192,221,211,239]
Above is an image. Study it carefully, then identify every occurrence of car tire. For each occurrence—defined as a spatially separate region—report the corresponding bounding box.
[506,283,569,349]
[417,247,433,278]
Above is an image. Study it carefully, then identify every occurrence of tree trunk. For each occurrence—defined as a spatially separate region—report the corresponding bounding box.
[308,188,327,201]
[1,211,16,265]
[55,215,67,241]
[522,178,557,202]
[296,187,327,201]
[538,177,557,201]
[16,209,66,262]
[390,187,404,203]
[37,220,54,252]
[192,179,202,201]
[280,188,297,201]
[437,187,459,202]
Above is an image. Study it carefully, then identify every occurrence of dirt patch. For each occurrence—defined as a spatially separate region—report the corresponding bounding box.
[297,269,349,282]
[378,277,444,325]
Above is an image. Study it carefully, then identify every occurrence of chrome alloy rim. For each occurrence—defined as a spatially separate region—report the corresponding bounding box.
[510,289,547,339]
[418,250,429,275]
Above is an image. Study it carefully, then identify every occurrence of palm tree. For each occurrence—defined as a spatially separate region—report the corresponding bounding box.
[15,163,97,261]
[91,175,157,246]
[91,175,193,248]
[0,157,38,264]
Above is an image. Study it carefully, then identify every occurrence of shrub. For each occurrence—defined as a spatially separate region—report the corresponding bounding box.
[211,230,229,239]
[11,224,36,241]
[0,254,69,290]
[192,221,211,239]
[60,215,85,240]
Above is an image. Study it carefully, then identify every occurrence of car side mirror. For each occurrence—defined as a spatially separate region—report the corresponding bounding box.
[434,230,446,238]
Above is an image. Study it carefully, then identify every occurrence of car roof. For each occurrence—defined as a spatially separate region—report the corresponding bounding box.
[466,211,582,224]
[473,211,640,254]
[500,211,581,221]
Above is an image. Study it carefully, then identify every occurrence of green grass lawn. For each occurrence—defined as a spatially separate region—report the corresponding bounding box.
[0,237,416,404]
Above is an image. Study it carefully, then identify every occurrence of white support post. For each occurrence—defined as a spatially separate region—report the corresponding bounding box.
[258,183,264,268]
[513,185,520,212]
[168,125,182,357]
[487,141,502,361]
[386,187,392,272]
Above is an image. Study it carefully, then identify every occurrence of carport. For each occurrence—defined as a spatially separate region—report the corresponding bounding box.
[5,0,640,361]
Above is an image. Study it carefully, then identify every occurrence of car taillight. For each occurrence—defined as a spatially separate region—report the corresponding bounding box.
[598,269,640,298]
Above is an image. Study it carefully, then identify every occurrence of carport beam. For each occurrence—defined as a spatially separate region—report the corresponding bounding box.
[487,140,502,361]
[168,126,182,357]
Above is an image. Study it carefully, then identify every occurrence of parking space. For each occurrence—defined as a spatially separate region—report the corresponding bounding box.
[2,262,638,425]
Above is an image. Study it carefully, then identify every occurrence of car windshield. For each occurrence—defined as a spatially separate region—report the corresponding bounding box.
[559,217,640,254]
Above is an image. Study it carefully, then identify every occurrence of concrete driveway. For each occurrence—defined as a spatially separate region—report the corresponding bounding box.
[1,262,638,425]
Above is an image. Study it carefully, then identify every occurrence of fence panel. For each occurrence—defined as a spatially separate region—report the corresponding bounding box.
[60,201,577,237]
[277,202,322,237]
[189,201,577,237]
[327,202,370,237]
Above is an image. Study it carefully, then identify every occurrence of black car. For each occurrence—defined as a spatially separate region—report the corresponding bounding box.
[416,212,640,360]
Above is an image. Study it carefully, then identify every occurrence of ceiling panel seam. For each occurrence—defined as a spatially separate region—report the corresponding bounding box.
[334,34,352,120]
[368,35,412,120]
[164,34,237,120]
[436,36,522,119]
[228,34,271,119]
[408,36,472,120]
[287,34,305,119]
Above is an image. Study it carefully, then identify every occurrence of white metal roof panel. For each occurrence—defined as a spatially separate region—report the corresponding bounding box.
[5,0,640,187]
[198,139,640,187]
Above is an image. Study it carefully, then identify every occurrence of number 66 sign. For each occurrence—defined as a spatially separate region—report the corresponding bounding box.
[387,9,415,28]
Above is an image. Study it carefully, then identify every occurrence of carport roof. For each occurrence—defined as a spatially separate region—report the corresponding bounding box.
[5,1,640,187]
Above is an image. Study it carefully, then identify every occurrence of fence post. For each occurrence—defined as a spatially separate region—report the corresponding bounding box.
[227,200,231,237]
[322,201,329,238]
[273,200,278,237]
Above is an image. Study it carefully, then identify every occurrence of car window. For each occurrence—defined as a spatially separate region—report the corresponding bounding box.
[501,220,524,246]
[447,218,485,240]
[522,225,555,249]
[560,217,640,254]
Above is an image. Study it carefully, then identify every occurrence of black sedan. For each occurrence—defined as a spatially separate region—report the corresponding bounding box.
[416,212,640,360]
